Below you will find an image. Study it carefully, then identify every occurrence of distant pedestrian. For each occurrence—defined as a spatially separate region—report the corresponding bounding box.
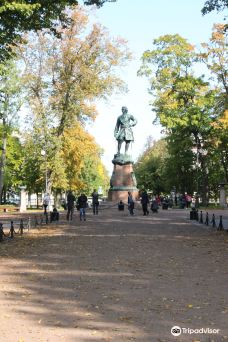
[66,190,76,221]
[43,193,50,215]
[151,199,159,213]
[91,189,99,215]
[77,193,88,221]
[141,190,149,215]
[118,200,125,211]
[128,192,134,215]
[185,193,192,208]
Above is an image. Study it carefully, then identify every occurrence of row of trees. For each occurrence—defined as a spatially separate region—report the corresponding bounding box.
[0,5,130,203]
[135,23,227,204]
[0,0,226,203]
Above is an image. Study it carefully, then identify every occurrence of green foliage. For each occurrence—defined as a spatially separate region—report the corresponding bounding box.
[0,59,23,125]
[138,31,227,201]
[0,59,24,201]
[199,24,227,115]
[201,0,228,15]
[15,7,128,195]
[135,138,168,194]
[0,128,24,191]
[0,0,116,61]
[19,7,130,135]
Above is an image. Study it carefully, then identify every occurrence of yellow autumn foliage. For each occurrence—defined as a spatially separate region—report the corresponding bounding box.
[62,123,108,192]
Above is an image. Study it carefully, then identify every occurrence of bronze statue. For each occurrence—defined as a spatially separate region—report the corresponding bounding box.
[114,106,137,155]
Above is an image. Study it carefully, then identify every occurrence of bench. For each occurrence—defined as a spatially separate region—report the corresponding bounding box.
[2,208,20,212]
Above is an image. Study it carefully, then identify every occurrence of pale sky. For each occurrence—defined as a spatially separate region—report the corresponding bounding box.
[86,0,225,174]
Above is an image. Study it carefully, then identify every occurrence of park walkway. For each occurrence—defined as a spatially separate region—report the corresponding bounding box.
[0,206,227,342]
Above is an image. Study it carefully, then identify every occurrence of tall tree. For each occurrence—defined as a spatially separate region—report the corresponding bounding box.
[138,34,219,204]
[1,131,24,202]
[0,0,116,61]
[18,7,128,193]
[0,60,23,202]
[134,138,168,194]
[199,24,228,183]
[62,123,109,194]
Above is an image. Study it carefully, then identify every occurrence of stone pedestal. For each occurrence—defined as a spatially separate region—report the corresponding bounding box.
[19,186,27,213]
[219,183,227,208]
[108,154,138,202]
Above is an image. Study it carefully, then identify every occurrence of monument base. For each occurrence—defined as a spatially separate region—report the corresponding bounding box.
[108,188,139,203]
[108,161,139,203]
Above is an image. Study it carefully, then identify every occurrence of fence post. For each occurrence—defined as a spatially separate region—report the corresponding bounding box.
[45,213,48,224]
[199,211,203,224]
[10,221,14,238]
[0,223,4,242]
[28,217,31,230]
[205,212,209,225]
[20,219,24,235]
[217,216,224,231]
[211,214,216,228]
[195,210,199,221]
[34,215,38,227]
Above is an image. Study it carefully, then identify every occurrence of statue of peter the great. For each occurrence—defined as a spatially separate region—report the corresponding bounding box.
[114,106,137,155]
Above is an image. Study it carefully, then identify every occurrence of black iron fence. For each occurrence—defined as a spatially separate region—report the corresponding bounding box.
[190,209,227,231]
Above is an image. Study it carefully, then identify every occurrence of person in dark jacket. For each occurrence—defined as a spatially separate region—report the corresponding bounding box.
[50,207,59,222]
[66,190,76,221]
[141,190,149,215]
[128,192,134,215]
[77,194,88,221]
[91,189,99,215]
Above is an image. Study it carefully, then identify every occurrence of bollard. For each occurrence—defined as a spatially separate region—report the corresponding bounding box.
[28,217,31,230]
[0,223,4,242]
[45,213,48,224]
[199,211,203,224]
[20,219,24,235]
[195,210,199,221]
[211,214,216,228]
[205,212,209,226]
[10,221,14,238]
[190,210,194,220]
[34,216,38,227]
[217,216,224,231]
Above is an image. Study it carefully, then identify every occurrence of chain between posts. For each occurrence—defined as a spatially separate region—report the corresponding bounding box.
[190,209,226,231]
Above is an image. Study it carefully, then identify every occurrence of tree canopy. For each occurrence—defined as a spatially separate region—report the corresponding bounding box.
[0,0,116,61]
[201,0,228,15]
[138,28,227,203]
[14,6,127,197]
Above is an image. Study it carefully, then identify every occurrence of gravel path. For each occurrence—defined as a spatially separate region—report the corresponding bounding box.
[0,207,227,342]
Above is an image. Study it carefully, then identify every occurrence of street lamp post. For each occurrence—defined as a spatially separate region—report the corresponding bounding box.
[41,149,48,194]
[192,145,200,208]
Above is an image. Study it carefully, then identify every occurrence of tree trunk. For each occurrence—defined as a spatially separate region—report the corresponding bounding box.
[201,158,209,207]
[0,120,7,204]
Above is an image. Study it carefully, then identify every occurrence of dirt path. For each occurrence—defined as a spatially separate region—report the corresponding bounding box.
[0,207,227,342]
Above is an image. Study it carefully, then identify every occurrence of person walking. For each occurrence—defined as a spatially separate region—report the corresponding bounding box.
[128,191,135,215]
[43,193,50,215]
[141,190,149,215]
[77,193,88,221]
[91,189,99,215]
[66,190,76,221]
